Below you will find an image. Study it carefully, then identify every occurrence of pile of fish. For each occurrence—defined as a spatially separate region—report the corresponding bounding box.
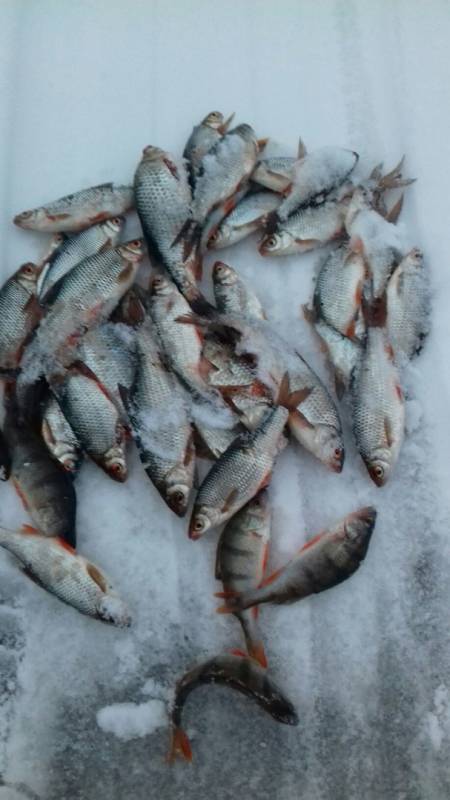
[0,109,429,761]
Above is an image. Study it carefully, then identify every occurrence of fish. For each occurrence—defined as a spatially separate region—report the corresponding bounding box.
[215,491,271,666]
[49,364,128,482]
[38,217,124,301]
[77,322,137,419]
[168,652,298,762]
[0,525,131,626]
[0,426,11,481]
[4,389,77,547]
[313,245,366,340]
[193,418,244,460]
[14,182,134,233]
[189,379,301,539]
[212,261,266,320]
[183,110,233,186]
[275,147,358,222]
[134,145,211,314]
[120,318,195,516]
[217,507,376,612]
[351,301,405,486]
[259,195,348,257]
[386,248,430,360]
[303,305,362,399]
[19,240,143,385]
[207,190,281,250]
[251,156,296,192]
[202,338,257,390]
[0,262,42,371]
[41,394,83,475]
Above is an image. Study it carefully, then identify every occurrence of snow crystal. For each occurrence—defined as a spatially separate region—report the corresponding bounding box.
[96,699,167,741]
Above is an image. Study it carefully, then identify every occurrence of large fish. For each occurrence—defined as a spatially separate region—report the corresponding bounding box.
[313,245,366,340]
[38,217,124,301]
[183,110,233,186]
[41,394,83,475]
[351,303,405,486]
[0,526,131,626]
[168,652,298,762]
[259,195,348,257]
[303,305,362,399]
[134,146,210,314]
[212,261,266,320]
[386,247,430,360]
[0,262,42,371]
[250,137,307,192]
[77,322,137,419]
[50,365,128,482]
[207,190,280,250]
[14,183,133,233]
[4,390,77,547]
[120,318,195,516]
[218,507,376,611]
[215,491,271,667]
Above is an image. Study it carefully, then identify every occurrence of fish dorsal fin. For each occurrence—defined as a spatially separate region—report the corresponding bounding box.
[297,137,307,159]
[86,563,108,592]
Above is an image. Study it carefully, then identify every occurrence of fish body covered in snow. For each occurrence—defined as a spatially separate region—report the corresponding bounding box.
[4,391,77,547]
[0,526,131,625]
[218,507,376,612]
[38,217,124,301]
[351,303,405,486]
[50,365,128,482]
[41,395,83,475]
[189,402,290,539]
[14,183,133,233]
[0,262,42,370]
[303,306,362,399]
[276,147,358,221]
[313,245,366,340]
[386,248,430,360]
[251,156,296,192]
[207,190,281,250]
[212,261,266,320]
[134,146,209,314]
[216,491,271,666]
[77,322,136,419]
[183,111,233,186]
[121,318,195,516]
[259,194,348,257]
[168,652,298,762]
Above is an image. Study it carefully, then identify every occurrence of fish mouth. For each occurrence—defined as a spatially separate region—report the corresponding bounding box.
[328,447,345,473]
[14,210,33,226]
[353,506,377,530]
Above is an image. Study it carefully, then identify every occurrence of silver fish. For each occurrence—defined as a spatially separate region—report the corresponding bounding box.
[303,305,362,399]
[212,261,266,320]
[121,318,195,516]
[313,245,365,340]
[41,395,83,475]
[194,419,243,460]
[38,217,124,300]
[216,491,271,666]
[259,196,348,256]
[183,111,233,186]
[386,248,430,360]
[251,156,296,192]
[0,263,41,370]
[207,190,280,250]
[77,322,136,419]
[14,183,133,233]
[0,526,131,626]
[218,507,376,611]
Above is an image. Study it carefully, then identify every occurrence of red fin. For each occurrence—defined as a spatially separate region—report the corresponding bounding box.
[257,137,269,152]
[277,373,312,410]
[12,479,29,511]
[214,590,238,599]
[302,304,316,325]
[350,235,364,254]
[216,605,235,615]
[194,255,203,281]
[251,605,259,620]
[198,356,212,382]
[222,196,238,216]
[354,280,363,306]
[167,727,193,764]
[384,341,395,360]
[70,361,116,405]
[299,532,324,553]
[384,417,393,448]
[345,319,356,339]
[385,194,404,224]
[56,537,76,554]
[395,384,403,402]
[262,543,270,575]
[258,472,272,491]
[89,212,108,225]
[20,524,39,535]
[248,641,268,669]
[230,648,248,658]
[117,262,134,284]
[259,566,283,587]
[289,408,314,430]
[163,157,180,180]
[295,238,319,249]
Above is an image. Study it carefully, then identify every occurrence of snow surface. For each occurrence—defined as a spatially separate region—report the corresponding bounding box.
[1,1,450,799]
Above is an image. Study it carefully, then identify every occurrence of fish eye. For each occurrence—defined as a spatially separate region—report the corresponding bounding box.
[173,490,185,504]
[130,240,141,248]
[266,236,278,248]
[374,465,384,478]
[112,217,121,225]
[209,231,219,243]
[22,263,35,276]
[194,519,204,531]
[334,448,341,457]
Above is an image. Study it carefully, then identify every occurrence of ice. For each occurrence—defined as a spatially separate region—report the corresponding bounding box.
[96,699,167,741]
[1,1,450,799]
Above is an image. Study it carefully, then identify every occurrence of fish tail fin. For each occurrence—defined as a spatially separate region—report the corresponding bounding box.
[167,727,193,763]
[361,293,387,328]
[277,372,312,411]
[240,612,268,668]
[172,219,202,262]
[185,289,216,318]
[248,640,268,669]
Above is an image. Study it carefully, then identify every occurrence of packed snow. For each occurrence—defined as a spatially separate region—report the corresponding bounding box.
[1,1,450,800]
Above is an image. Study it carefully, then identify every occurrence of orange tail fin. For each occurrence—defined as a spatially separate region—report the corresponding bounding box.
[167,727,193,764]
[248,640,268,669]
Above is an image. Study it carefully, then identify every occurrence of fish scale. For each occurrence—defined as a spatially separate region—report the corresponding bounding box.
[183,111,226,186]
[314,245,365,339]
[386,248,430,360]
[77,322,136,418]
[212,261,266,320]
[208,191,280,250]
[0,263,41,370]
[260,196,348,256]
[41,395,83,475]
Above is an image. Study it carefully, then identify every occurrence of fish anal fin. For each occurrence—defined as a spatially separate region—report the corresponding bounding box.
[20,524,39,535]
[248,641,267,669]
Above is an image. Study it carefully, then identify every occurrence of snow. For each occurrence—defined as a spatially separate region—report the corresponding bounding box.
[1,1,450,799]
[96,699,167,741]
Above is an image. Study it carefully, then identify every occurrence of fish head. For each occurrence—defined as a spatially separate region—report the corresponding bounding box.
[201,111,224,130]
[102,445,128,482]
[291,420,344,473]
[16,262,40,289]
[14,208,48,229]
[165,465,193,517]
[117,239,144,263]
[259,231,295,256]
[150,273,173,298]
[141,145,166,163]
[188,506,217,540]
[102,216,125,239]
[365,447,393,486]
[96,593,132,627]
[207,224,231,250]
[266,688,299,725]
[343,506,377,553]
[212,261,237,287]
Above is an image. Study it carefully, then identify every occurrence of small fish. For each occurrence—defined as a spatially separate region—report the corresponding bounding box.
[50,364,128,482]
[77,322,137,419]
[207,190,281,250]
[120,318,195,516]
[0,262,42,371]
[313,245,366,340]
[14,183,133,233]
[0,526,131,626]
[386,248,430,360]
[183,110,233,186]
[259,196,348,257]
[4,389,77,547]
[218,507,376,612]
[193,419,244,460]
[351,301,405,486]
[251,156,296,192]
[212,261,266,320]
[303,305,362,399]
[168,652,298,762]
[41,395,83,475]
[215,491,271,666]
[38,217,124,300]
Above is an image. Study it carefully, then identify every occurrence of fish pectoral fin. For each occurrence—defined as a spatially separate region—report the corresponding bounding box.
[289,408,314,429]
[248,640,268,669]
[385,194,404,224]
[55,537,76,554]
[214,590,239,599]
[70,361,117,407]
[20,524,39,535]
[257,137,269,152]
[86,563,108,592]
[259,566,283,587]
[47,212,71,221]
[222,488,239,513]
[384,417,394,448]
[297,136,307,159]
[162,157,180,180]
[295,238,319,248]
[229,648,248,658]
[117,262,134,284]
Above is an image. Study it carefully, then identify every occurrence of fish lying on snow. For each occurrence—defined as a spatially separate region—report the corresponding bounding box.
[207,190,280,251]
[313,244,366,340]
[251,139,307,193]
[0,525,131,626]
[215,491,271,667]
[183,110,234,187]
[303,305,362,399]
[212,260,266,320]
[14,183,134,233]
[168,652,298,762]
[77,322,137,420]
[217,507,376,612]
[41,394,83,475]
[386,247,430,360]
[0,262,42,371]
